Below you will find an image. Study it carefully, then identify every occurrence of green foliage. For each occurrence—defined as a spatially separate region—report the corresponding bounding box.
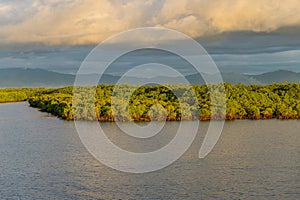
[25,83,300,121]
[0,88,45,103]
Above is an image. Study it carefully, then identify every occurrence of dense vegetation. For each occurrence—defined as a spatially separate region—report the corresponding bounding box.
[0,88,45,103]
[26,83,300,121]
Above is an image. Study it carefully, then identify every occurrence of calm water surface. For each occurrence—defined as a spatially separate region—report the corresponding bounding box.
[0,102,299,199]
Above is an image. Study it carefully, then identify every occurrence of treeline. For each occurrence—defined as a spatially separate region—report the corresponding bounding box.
[27,83,300,121]
[0,88,45,103]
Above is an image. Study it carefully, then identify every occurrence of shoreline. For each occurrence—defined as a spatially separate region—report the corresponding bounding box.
[1,101,300,122]
[2,83,300,122]
[0,100,26,104]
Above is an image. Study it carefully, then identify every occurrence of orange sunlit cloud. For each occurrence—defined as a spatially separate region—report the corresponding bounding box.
[1,0,300,45]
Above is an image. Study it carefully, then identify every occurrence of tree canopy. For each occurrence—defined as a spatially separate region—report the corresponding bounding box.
[23,83,300,121]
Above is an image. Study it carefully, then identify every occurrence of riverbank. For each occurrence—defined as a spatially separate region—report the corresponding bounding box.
[0,100,26,104]
[2,83,300,121]
[27,83,300,121]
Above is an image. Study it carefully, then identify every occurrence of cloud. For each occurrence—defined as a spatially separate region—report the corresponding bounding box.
[0,0,300,46]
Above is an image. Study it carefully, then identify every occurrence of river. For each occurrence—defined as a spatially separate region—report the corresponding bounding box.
[0,102,299,199]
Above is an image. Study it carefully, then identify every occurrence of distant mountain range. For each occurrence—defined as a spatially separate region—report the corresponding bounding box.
[247,70,300,84]
[0,68,299,88]
[0,68,74,87]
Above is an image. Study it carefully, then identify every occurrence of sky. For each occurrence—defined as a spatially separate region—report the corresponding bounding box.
[0,0,300,75]
[1,0,300,46]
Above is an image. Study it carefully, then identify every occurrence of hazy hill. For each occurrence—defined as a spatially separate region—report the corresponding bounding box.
[0,68,74,87]
[0,68,299,88]
[0,68,119,87]
[248,70,300,84]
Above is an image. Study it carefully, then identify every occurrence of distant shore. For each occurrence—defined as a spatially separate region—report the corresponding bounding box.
[0,100,26,104]
[1,83,300,121]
